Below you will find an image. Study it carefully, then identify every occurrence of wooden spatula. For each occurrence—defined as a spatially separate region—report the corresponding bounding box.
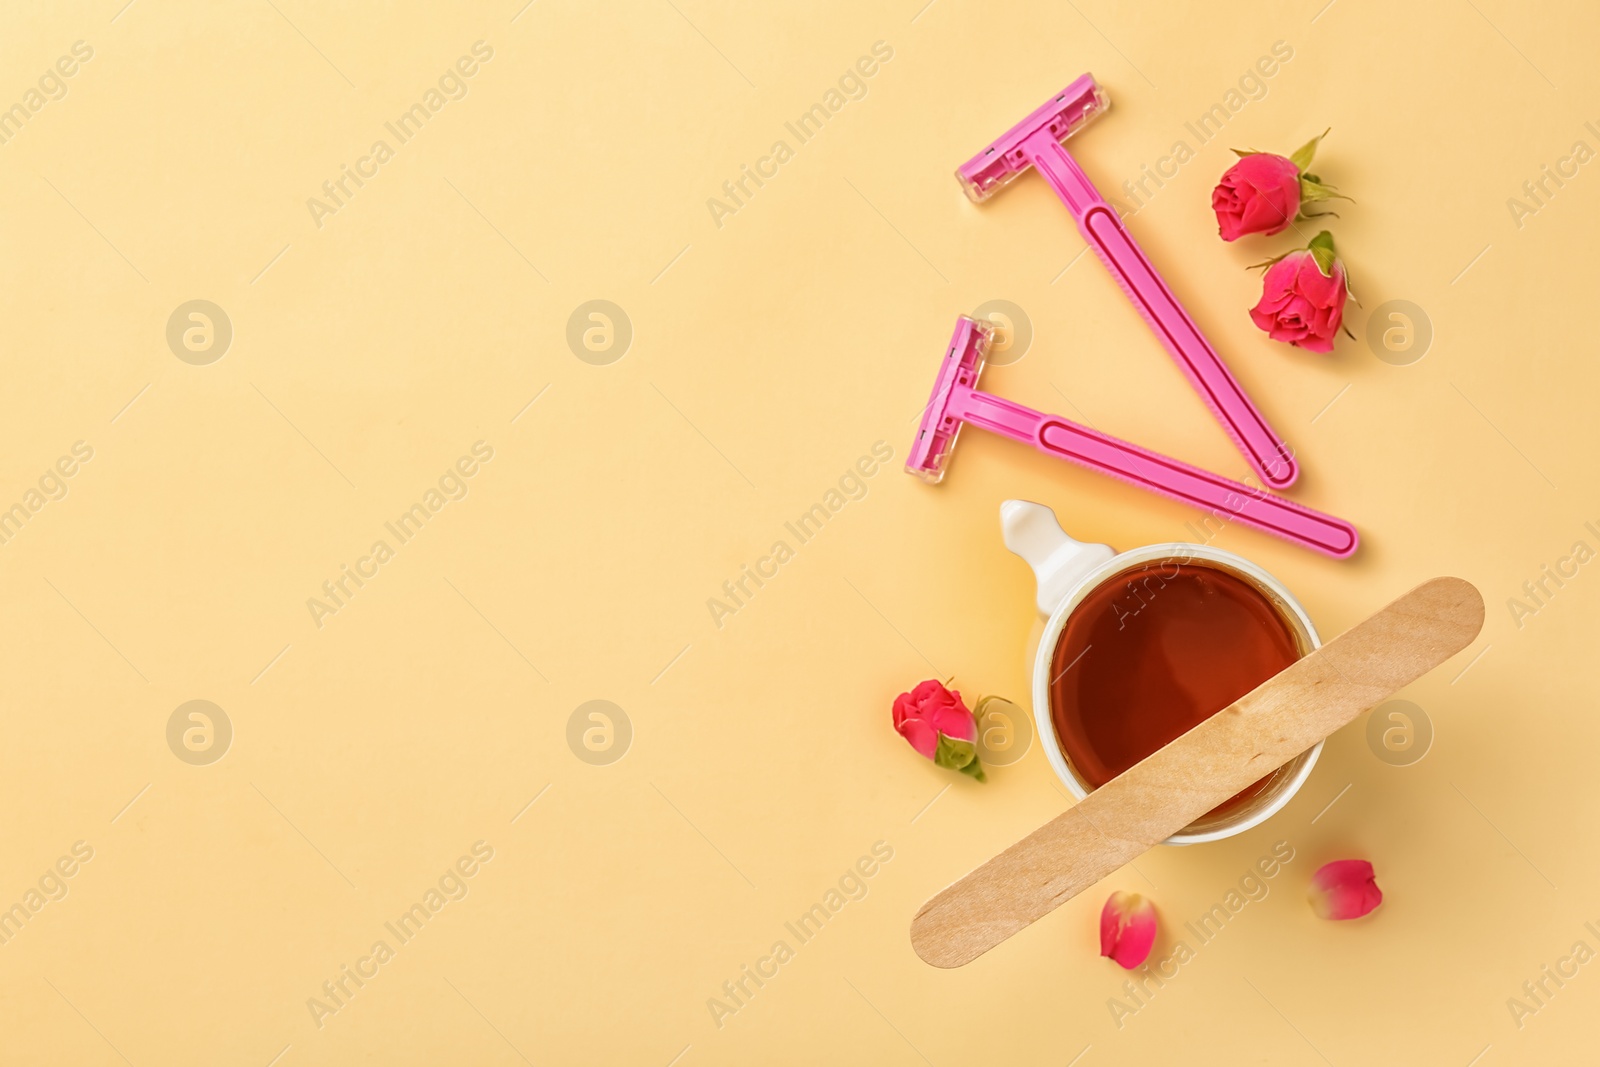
[910,576,1484,969]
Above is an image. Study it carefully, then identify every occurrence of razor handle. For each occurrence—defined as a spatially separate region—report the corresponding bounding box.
[1020,129,1299,491]
[948,383,1356,559]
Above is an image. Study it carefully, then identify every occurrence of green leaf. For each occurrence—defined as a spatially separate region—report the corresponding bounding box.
[1307,230,1338,276]
[1288,127,1330,171]
[933,733,984,782]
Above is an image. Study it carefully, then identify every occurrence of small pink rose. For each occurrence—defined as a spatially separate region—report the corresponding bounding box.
[891,680,984,781]
[1249,231,1350,354]
[1309,859,1383,920]
[1100,891,1157,969]
[1212,152,1302,241]
[1212,130,1344,241]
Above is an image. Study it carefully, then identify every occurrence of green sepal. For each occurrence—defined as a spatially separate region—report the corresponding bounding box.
[1230,148,1261,158]
[1299,175,1352,205]
[1244,250,1293,273]
[934,733,985,782]
[1288,128,1330,171]
[1307,230,1338,277]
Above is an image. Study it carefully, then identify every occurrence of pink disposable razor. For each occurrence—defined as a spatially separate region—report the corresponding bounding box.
[958,75,1299,490]
[908,317,1357,559]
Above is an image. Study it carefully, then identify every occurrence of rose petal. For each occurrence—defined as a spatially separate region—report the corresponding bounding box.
[1309,859,1383,920]
[1282,294,1317,321]
[1258,254,1306,301]
[928,697,975,743]
[1249,263,1300,327]
[1099,891,1158,969]
[1293,256,1345,307]
[1238,188,1294,236]
[1321,284,1347,335]
[896,717,939,760]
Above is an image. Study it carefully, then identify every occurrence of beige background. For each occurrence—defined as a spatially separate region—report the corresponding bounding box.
[0,0,1595,1063]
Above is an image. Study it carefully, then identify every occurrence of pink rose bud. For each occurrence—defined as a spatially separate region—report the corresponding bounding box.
[1099,891,1158,969]
[1212,153,1301,240]
[1249,231,1350,354]
[1212,130,1345,241]
[891,680,985,782]
[1308,859,1383,920]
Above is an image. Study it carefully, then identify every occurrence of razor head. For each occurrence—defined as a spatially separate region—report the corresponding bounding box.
[956,74,1109,202]
[907,316,993,484]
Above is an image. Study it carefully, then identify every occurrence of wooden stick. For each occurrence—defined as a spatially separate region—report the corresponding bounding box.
[910,576,1484,969]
